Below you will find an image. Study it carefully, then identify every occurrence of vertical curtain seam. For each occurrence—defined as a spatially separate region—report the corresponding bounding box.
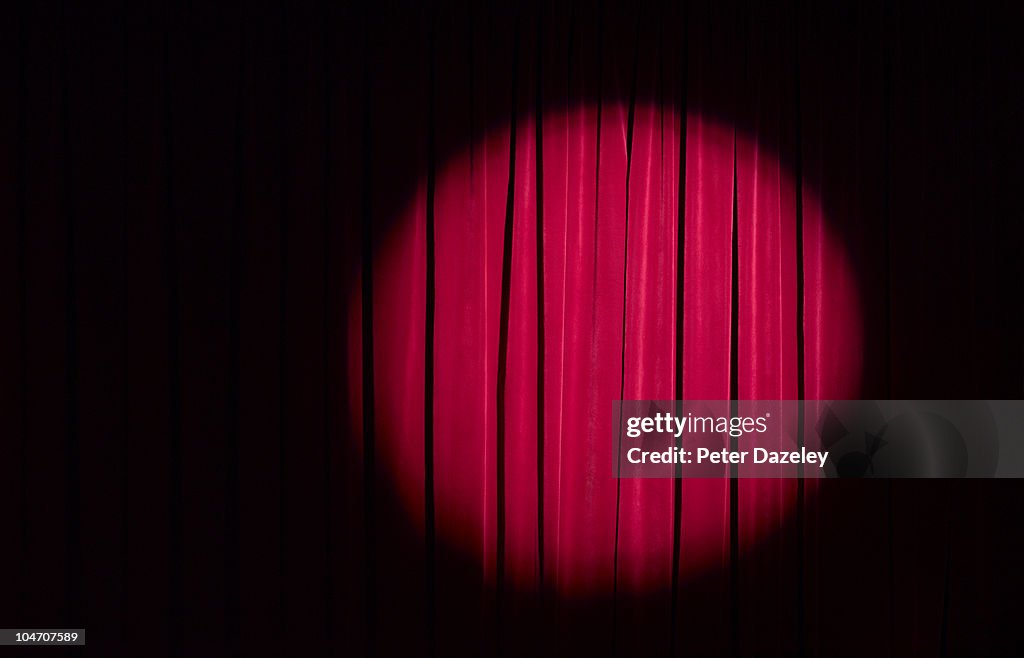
[358,2,377,650]
[423,3,439,655]
[494,7,522,650]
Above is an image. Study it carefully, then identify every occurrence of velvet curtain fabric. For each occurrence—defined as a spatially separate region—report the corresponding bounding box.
[2,1,1022,656]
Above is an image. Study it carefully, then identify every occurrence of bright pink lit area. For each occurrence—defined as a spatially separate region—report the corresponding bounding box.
[348,102,862,597]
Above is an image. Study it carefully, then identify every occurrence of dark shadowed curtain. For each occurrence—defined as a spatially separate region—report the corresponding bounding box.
[1,1,1022,656]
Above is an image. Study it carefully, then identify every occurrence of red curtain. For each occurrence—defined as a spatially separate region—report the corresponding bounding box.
[342,1,1024,656]
[2,1,1022,656]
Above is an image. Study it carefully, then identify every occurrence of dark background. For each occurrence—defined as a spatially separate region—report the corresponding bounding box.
[1,0,1022,655]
